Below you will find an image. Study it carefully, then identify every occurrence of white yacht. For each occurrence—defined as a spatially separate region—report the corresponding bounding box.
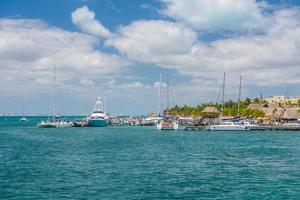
[87,97,108,127]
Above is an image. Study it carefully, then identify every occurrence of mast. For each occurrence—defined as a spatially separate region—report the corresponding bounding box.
[51,66,56,122]
[166,72,170,111]
[238,75,242,117]
[158,73,162,116]
[221,72,225,118]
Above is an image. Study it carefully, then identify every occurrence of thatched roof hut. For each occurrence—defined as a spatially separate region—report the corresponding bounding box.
[272,108,300,120]
[248,102,279,117]
[202,107,220,114]
[202,107,220,118]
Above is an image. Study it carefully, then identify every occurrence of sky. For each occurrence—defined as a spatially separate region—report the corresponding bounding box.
[0,0,300,115]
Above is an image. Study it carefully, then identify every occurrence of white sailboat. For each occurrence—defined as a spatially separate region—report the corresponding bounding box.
[37,67,73,128]
[20,89,29,122]
[156,72,179,130]
[207,73,249,131]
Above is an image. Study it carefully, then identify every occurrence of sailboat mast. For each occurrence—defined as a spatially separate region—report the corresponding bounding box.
[51,66,56,122]
[166,72,170,110]
[238,75,242,117]
[158,73,162,116]
[221,72,225,118]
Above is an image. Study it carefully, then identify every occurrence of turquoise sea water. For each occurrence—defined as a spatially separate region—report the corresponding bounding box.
[0,117,299,199]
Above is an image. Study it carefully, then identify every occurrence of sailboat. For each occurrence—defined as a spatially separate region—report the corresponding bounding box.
[156,72,179,130]
[87,97,109,127]
[207,73,249,131]
[20,86,29,122]
[19,105,29,122]
[37,67,73,128]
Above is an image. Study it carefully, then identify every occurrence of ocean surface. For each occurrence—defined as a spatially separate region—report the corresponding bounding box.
[0,117,299,199]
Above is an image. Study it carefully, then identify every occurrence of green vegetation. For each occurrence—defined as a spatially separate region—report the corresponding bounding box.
[165,98,265,118]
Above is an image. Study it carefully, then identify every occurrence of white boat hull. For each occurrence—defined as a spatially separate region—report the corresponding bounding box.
[207,124,249,131]
[37,121,73,128]
[156,121,179,130]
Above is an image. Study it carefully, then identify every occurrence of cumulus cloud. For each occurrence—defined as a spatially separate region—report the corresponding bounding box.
[106,20,197,62]
[160,0,267,31]
[105,7,300,87]
[0,18,128,96]
[71,6,112,38]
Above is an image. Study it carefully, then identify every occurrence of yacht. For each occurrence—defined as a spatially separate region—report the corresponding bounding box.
[87,97,108,127]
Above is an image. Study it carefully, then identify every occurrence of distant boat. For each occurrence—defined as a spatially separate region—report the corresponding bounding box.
[37,67,72,128]
[19,101,29,122]
[19,117,29,122]
[87,97,108,127]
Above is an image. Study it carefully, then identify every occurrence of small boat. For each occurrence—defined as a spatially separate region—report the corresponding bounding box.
[19,117,29,122]
[87,97,108,127]
[73,119,88,127]
[206,121,249,131]
[37,121,57,128]
[156,117,179,130]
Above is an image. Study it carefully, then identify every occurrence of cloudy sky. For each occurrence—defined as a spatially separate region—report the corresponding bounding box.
[1,0,300,115]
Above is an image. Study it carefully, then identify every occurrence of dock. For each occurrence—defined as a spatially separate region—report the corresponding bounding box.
[183,125,300,131]
[249,125,300,131]
[184,126,206,131]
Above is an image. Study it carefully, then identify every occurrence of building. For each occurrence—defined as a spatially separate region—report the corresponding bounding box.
[264,96,300,105]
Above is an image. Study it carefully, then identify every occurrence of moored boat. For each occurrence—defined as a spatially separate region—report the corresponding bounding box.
[156,117,179,130]
[206,121,249,131]
[37,67,73,128]
[87,97,108,127]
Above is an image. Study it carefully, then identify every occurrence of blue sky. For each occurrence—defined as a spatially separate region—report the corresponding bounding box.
[0,0,300,115]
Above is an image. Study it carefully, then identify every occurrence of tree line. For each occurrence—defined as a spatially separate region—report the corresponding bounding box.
[165,98,265,118]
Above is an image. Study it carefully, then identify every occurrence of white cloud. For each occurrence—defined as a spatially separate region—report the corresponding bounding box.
[105,8,300,87]
[106,20,197,62]
[71,5,112,38]
[0,18,128,97]
[160,0,267,31]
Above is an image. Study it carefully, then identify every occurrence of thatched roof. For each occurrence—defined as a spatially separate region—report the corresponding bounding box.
[202,107,220,114]
[273,108,300,119]
[248,102,279,116]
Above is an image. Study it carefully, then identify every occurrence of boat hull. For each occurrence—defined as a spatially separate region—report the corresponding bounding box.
[207,125,249,131]
[156,121,179,130]
[37,122,57,128]
[88,119,107,127]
